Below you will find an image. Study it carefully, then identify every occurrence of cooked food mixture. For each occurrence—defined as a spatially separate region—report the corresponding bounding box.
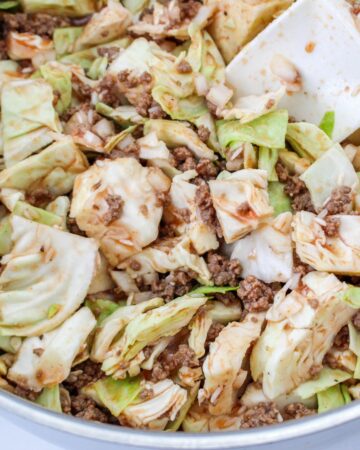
[1,0,360,433]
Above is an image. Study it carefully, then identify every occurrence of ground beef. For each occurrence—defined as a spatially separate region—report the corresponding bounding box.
[197,125,211,142]
[353,311,360,330]
[206,251,242,286]
[151,269,197,301]
[239,402,282,429]
[206,322,225,345]
[173,146,197,171]
[71,395,112,423]
[103,194,124,225]
[12,384,38,402]
[26,188,54,207]
[333,326,350,351]
[60,388,72,414]
[150,344,199,382]
[323,216,340,237]
[0,40,7,59]
[283,403,315,421]
[276,162,315,212]
[67,217,86,237]
[139,387,154,400]
[117,70,153,117]
[72,74,92,102]
[109,142,140,160]
[96,73,122,108]
[196,159,219,180]
[1,13,69,38]
[97,46,121,62]
[179,0,202,21]
[237,276,274,313]
[309,364,323,377]
[176,59,192,74]
[63,360,104,393]
[148,100,167,119]
[324,186,353,215]
[195,182,223,237]
[293,251,314,276]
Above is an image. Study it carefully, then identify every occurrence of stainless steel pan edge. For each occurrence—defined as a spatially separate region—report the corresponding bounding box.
[1,388,360,449]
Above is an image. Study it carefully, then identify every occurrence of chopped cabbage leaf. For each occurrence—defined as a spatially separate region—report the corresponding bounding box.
[0,215,98,336]
[70,158,170,266]
[319,111,335,138]
[209,169,273,243]
[292,212,360,275]
[317,385,349,413]
[39,62,72,115]
[0,138,89,197]
[1,79,61,166]
[278,149,310,175]
[188,310,212,358]
[300,145,358,211]
[207,301,242,324]
[201,313,264,415]
[20,0,98,17]
[102,295,207,378]
[258,147,278,181]
[268,182,292,216]
[7,307,96,390]
[294,367,351,399]
[217,110,288,150]
[286,122,333,161]
[166,382,200,431]
[251,272,354,399]
[35,385,62,413]
[339,286,360,308]
[230,212,293,283]
[13,201,62,227]
[190,286,238,295]
[53,27,83,56]
[348,322,360,379]
[0,335,21,353]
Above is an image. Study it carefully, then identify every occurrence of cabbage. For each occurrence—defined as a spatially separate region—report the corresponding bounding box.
[251,272,354,399]
[87,252,115,296]
[219,89,285,123]
[102,295,207,378]
[1,79,61,167]
[0,1,18,9]
[230,212,293,283]
[0,217,12,256]
[217,110,288,151]
[92,376,141,417]
[190,286,238,295]
[88,56,108,80]
[278,149,311,175]
[0,138,88,197]
[53,27,83,56]
[300,145,359,210]
[207,301,242,324]
[7,307,96,391]
[96,103,144,127]
[205,0,294,63]
[339,286,360,308]
[201,313,264,415]
[20,0,97,16]
[70,158,170,266]
[0,215,98,336]
[74,0,131,51]
[0,335,21,353]
[35,385,62,413]
[119,236,212,285]
[144,120,216,161]
[46,196,70,230]
[317,385,350,413]
[163,170,218,253]
[13,201,63,227]
[188,310,212,359]
[268,182,292,216]
[319,111,335,138]
[122,0,148,15]
[294,367,351,400]
[166,382,200,431]
[209,169,273,243]
[7,32,54,62]
[292,212,360,275]
[119,379,188,430]
[258,147,278,181]
[91,297,164,363]
[39,62,72,115]
[287,122,333,161]
[348,322,360,379]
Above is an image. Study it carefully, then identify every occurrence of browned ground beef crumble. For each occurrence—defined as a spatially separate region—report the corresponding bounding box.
[151,269,197,301]
[283,403,315,420]
[195,182,223,237]
[103,194,124,225]
[63,360,104,392]
[324,186,353,215]
[239,402,282,428]
[1,12,69,37]
[237,276,274,313]
[323,216,340,237]
[206,251,242,286]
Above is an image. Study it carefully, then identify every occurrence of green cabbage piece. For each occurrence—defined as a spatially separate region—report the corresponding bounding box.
[0,218,12,256]
[294,368,351,400]
[338,286,360,308]
[258,147,278,181]
[348,322,360,379]
[13,201,63,227]
[0,335,21,353]
[217,110,288,150]
[35,385,62,413]
[46,196,70,230]
[20,0,97,16]
[88,56,108,80]
[0,1,18,9]
[92,376,141,417]
[278,149,310,174]
[60,37,131,70]
[193,112,220,152]
[152,86,207,121]
[96,102,144,126]
[207,301,242,324]
[144,120,216,161]
[187,28,225,84]
[317,384,350,414]
[2,79,61,167]
[319,111,335,138]
[268,181,292,216]
[40,63,72,115]
[0,138,88,197]
[166,382,200,432]
[286,122,333,161]
[85,298,122,325]
[102,295,207,375]
[53,27,83,56]
[122,0,148,15]
[190,286,238,295]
